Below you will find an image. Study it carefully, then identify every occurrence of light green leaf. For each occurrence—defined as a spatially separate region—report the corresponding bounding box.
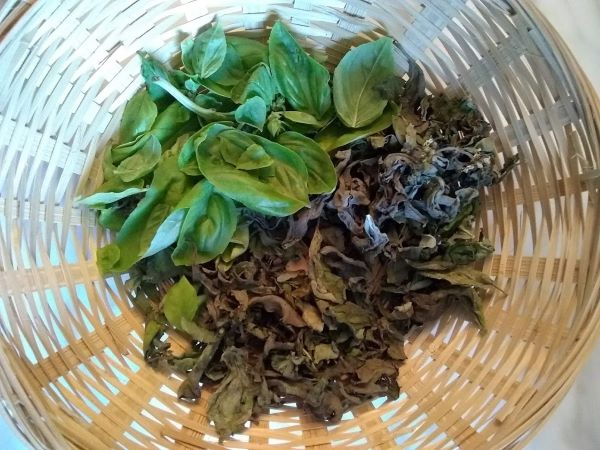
[315,107,395,152]
[111,133,150,163]
[268,21,331,119]
[97,244,120,273]
[234,96,267,130]
[333,37,394,128]
[236,144,273,170]
[163,276,203,329]
[120,89,157,144]
[186,22,227,78]
[77,176,146,207]
[114,135,161,182]
[276,131,336,194]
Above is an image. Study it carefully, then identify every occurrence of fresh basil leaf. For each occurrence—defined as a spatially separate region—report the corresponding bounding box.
[268,21,331,119]
[315,106,395,152]
[236,144,273,170]
[139,52,173,108]
[120,89,157,144]
[217,221,249,271]
[227,36,268,69]
[172,180,238,266]
[142,208,186,258]
[276,131,336,194]
[195,92,237,112]
[98,206,127,232]
[231,63,275,105]
[183,22,227,78]
[77,177,145,207]
[98,152,192,273]
[333,37,394,128]
[163,276,203,329]
[179,123,234,176]
[111,133,150,163]
[150,102,191,144]
[197,130,309,216]
[234,96,267,131]
[282,110,331,128]
[114,135,162,182]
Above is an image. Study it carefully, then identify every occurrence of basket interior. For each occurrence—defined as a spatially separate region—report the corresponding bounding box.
[0,1,599,449]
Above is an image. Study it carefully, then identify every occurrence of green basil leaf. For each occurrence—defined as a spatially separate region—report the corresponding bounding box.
[179,123,234,176]
[120,89,157,144]
[111,133,150,163]
[234,96,267,131]
[195,92,237,112]
[333,37,394,128]
[99,152,192,273]
[219,222,249,264]
[163,276,203,329]
[185,22,227,78]
[98,207,127,232]
[142,208,186,258]
[142,320,163,355]
[276,131,336,194]
[236,143,273,170]
[150,102,191,144]
[268,21,331,119]
[231,63,275,105]
[227,36,268,69]
[172,180,238,266]
[139,52,173,108]
[97,244,121,273]
[315,106,395,152]
[282,110,331,128]
[77,177,145,207]
[114,135,162,182]
[197,130,309,216]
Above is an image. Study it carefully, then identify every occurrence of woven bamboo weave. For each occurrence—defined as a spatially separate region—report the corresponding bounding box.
[0,0,599,448]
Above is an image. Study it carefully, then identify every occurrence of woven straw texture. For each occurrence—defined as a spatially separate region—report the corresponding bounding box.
[0,0,599,449]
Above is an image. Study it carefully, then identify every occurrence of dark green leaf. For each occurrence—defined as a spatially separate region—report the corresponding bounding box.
[120,89,157,144]
[178,122,234,176]
[114,135,161,182]
[172,180,238,266]
[207,347,259,441]
[183,22,227,78]
[231,63,276,105]
[315,107,395,152]
[98,206,127,231]
[276,131,337,194]
[333,38,394,128]
[234,96,267,131]
[268,21,331,119]
[196,130,309,216]
[150,102,192,145]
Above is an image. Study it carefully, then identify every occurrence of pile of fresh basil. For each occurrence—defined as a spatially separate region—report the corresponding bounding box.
[82,21,400,273]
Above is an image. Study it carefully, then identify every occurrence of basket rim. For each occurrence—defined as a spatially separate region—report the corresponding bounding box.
[0,0,599,449]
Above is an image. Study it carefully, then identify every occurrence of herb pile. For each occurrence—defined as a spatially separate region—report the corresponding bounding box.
[82,21,515,441]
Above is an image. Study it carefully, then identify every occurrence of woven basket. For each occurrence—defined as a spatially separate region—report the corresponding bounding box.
[0,0,599,448]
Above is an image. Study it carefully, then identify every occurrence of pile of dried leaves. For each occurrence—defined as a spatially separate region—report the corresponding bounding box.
[127,80,516,441]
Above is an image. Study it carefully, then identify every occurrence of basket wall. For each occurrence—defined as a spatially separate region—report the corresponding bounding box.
[0,0,599,449]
